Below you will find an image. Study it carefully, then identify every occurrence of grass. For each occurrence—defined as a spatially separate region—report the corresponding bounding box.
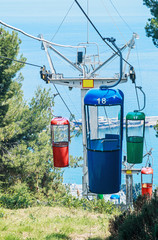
[0,206,112,240]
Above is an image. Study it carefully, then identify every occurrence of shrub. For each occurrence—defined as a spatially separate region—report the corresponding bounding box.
[0,182,35,209]
[108,193,158,240]
[49,191,118,215]
[108,210,130,239]
[0,180,118,215]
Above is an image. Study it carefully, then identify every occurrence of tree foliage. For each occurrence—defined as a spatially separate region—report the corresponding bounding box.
[108,194,158,240]
[143,0,158,47]
[0,27,25,122]
[154,123,158,137]
[0,27,65,199]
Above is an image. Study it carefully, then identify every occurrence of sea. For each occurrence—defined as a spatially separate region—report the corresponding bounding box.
[1,1,158,189]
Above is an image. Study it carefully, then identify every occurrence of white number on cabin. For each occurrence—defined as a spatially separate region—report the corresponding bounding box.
[97,98,106,104]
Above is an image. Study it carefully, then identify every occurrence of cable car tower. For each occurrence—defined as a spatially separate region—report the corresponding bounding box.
[40,1,138,198]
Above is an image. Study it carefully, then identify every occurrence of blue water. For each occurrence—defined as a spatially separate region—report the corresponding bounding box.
[1,1,158,187]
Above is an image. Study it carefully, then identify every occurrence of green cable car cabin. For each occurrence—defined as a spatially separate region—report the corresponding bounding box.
[126,111,145,164]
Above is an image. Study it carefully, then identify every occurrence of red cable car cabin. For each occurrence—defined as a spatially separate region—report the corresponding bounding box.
[51,117,70,168]
[141,167,153,197]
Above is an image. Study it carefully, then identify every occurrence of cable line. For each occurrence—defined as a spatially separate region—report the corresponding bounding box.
[133,42,150,157]
[51,0,75,41]
[135,42,143,87]
[62,86,81,119]
[0,59,81,133]
[50,81,82,133]
[0,22,82,132]
[52,83,74,117]
[74,0,132,67]
[100,0,127,44]
[0,55,81,132]
[109,0,134,33]
[0,55,42,68]
[74,0,115,49]
[0,20,86,49]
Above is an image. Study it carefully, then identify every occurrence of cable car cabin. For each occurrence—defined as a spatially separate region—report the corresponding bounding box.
[51,117,70,168]
[141,167,153,197]
[126,112,145,164]
[84,88,124,194]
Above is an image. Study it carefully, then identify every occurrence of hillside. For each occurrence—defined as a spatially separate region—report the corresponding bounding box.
[0,206,112,240]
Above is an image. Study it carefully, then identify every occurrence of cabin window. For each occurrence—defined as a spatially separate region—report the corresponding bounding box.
[85,104,121,151]
[52,125,69,143]
[126,119,144,141]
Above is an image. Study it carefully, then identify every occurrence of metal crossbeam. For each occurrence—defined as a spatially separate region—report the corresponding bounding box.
[48,77,127,89]
[122,169,141,174]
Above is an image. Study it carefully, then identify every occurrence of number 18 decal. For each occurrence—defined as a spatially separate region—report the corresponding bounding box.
[97,98,106,104]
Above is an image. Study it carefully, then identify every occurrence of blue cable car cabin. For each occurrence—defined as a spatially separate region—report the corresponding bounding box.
[84,88,124,194]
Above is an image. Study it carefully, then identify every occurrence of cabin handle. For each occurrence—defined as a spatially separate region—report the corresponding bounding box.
[134,86,146,112]
[100,37,123,89]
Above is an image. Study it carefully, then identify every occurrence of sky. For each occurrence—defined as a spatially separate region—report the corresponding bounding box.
[0,0,156,117]
[0,0,150,20]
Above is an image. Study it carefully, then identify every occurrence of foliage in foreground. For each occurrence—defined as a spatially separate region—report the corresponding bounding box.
[0,27,65,198]
[49,192,118,215]
[108,193,158,240]
[0,27,83,204]
[0,205,111,240]
[0,183,118,239]
[0,181,118,217]
[0,182,35,209]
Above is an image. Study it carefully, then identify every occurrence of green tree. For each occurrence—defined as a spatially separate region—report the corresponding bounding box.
[0,84,64,197]
[0,27,83,205]
[0,28,64,199]
[0,27,26,123]
[155,121,158,137]
[143,0,158,47]
[0,27,26,186]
